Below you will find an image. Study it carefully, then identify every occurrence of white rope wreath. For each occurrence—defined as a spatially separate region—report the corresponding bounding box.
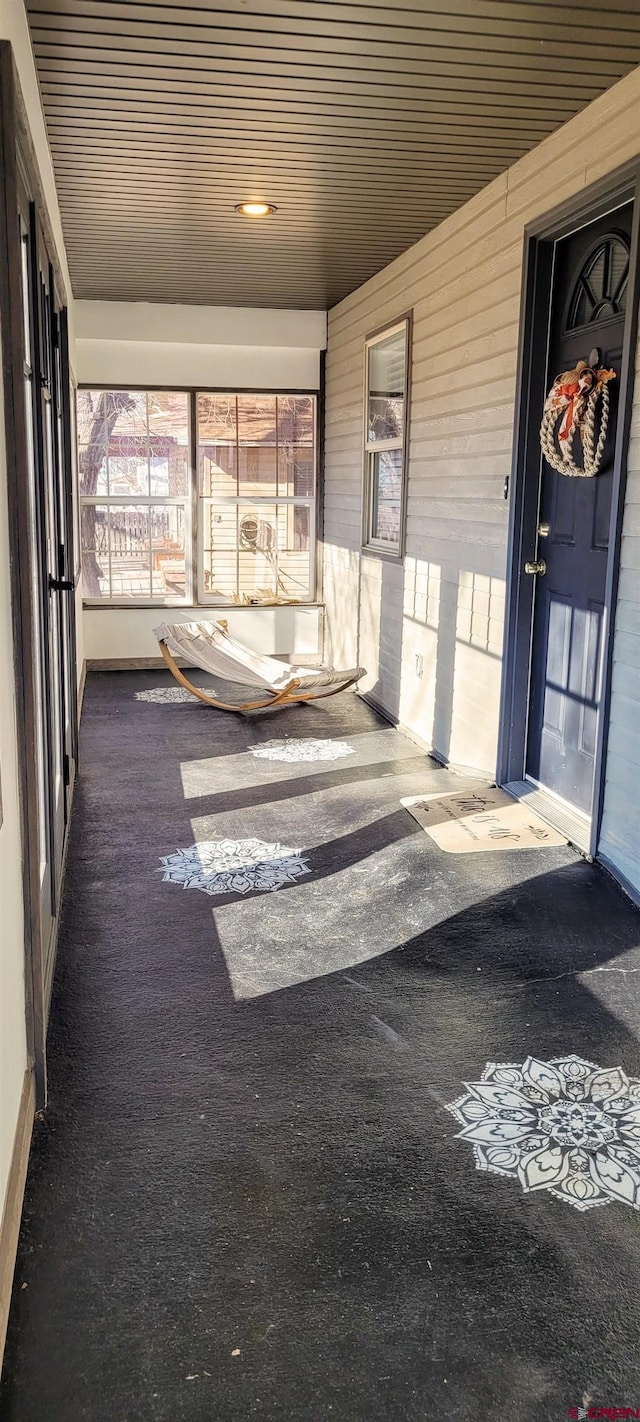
[539,359,616,479]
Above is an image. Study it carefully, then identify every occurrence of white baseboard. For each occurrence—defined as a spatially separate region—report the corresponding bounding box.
[357,691,494,779]
[0,1069,35,1366]
[77,657,87,711]
[87,657,169,670]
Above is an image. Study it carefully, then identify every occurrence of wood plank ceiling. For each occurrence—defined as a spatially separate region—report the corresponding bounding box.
[27,0,640,309]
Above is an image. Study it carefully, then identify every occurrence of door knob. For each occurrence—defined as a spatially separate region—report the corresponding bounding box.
[524,560,546,576]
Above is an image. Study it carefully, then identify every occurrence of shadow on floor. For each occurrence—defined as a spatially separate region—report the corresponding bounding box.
[2,671,640,1422]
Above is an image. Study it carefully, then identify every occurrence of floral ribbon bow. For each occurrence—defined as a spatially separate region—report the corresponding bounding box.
[540,357,616,477]
[543,360,616,444]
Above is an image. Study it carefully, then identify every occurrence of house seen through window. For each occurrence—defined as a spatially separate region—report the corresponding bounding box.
[363,317,411,557]
[77,389,317,605]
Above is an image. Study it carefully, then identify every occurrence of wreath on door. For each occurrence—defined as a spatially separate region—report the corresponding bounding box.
[539,357,616,478]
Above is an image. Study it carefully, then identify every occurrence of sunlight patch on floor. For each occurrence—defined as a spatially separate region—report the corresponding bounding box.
[203,848,557,1001]
[178,728,423,800]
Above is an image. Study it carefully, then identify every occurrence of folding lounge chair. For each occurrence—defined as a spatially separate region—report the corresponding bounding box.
[154,620,366,712]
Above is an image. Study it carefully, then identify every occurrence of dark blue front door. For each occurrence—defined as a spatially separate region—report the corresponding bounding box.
[525,206,632,816]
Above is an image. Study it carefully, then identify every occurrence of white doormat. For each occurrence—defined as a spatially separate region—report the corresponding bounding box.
[401,785,567,853]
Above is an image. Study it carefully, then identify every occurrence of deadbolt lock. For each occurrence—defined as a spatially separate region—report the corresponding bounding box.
[538,522,550,538]
[524,560,547,576]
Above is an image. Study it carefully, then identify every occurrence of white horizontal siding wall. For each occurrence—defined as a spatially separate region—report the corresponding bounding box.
[323,63,640,892]
[600,360,640,891]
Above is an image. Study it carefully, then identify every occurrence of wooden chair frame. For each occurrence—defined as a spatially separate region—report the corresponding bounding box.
[158,639,363,712]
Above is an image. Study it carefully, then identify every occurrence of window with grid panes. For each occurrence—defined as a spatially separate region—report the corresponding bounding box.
[197,393,316,604]
[363,318,411,557]
[78,389,190,602]
[77,388,317,606]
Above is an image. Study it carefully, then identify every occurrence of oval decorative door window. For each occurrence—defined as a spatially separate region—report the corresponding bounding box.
[564,231,629,331]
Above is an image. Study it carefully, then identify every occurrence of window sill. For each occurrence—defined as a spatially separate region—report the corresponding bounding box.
[360,545,405,564]
[82,600,324,611]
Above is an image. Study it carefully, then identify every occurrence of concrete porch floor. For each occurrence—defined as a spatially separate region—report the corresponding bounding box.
[2,672,640,1421]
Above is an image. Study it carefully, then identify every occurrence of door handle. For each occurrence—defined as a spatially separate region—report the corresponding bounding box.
[524,560,546,576]
[49,575,75,592]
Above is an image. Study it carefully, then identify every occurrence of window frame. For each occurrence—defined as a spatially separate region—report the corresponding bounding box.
[362,313,412,560]
[195,391,318,607]
[77,384,319,609]
[78,387,193,608]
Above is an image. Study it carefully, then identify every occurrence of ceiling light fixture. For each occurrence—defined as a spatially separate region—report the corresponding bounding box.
[235,201,277,217]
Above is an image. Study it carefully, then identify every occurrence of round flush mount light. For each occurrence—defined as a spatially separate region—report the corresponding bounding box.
[235,201,277,217]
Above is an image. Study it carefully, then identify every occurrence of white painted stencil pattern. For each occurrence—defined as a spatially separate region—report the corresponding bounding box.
[159,838,311,896]
[250,738,355,763]
[135,687,196,704]
[447,1055,640,1211]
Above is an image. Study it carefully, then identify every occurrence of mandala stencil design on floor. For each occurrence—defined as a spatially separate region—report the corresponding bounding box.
[135,687,196,704]
[159,838,311,896]
[250,738,355,763]
[447,1055,640,1211]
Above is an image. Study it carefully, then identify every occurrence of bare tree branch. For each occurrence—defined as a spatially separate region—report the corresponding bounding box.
[79,390,135,595]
